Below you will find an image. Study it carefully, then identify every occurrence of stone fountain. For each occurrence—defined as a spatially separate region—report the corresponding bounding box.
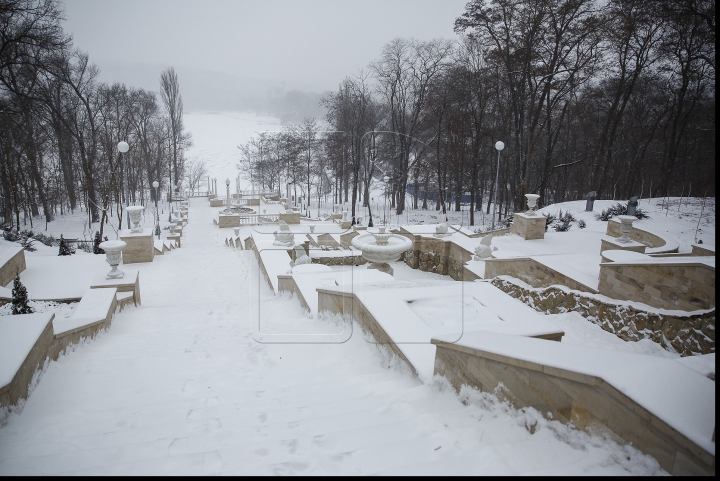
[351,226,412,276]
[99,240,127,279]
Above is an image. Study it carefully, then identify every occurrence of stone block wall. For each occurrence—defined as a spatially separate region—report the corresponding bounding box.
[599,262,715,311]
[401,234,472,280]
[491,277,715,356]
[510,213,546,240]
[312,254,366,266]
[279,212,300,224]
[484,258,597,293]
[218,214,240,228]
[0,246,26,287]
[606,218,672,250]
[432,340,715,476]
[119,229,154,264]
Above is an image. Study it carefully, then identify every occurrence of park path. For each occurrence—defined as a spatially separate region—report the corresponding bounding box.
[0,199,649,475]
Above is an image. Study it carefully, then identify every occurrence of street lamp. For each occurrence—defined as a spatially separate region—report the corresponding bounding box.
[383,175,390,225]
[152,181,160,239]
[224,178,231,214]
[117,141,130,230]
[491,141,505,230]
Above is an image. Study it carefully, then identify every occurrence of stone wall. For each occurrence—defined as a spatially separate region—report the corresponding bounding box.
[0,246,26,287]
[317,289,416,375]
[484,257,597,293]
[279,212,301,224]
[692,244,715,256]
[599,262,715,311]
[606,218,675,251]
[312,254,366,266]
[401,234,472,280]
[432,340,715,476]
[491,277,714,356]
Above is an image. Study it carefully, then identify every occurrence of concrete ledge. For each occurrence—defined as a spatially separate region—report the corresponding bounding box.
[49,288,118,360]
[484,257,598,293]
[91,269,141,306]
[600,236,646,254]
[0,246,26,287]
[318,288,416,375]
[692,244,715,256]
[432,332,715,476]
[0,313,55,417]
[277,275,310,311]
[606,218,679,254]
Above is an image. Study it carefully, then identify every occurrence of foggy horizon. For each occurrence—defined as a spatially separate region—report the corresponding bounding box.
[62,0,468,111]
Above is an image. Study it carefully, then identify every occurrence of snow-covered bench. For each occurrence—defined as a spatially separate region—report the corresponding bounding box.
[49,288,117,359]
[0,312,55,419]
[432,331,715,476]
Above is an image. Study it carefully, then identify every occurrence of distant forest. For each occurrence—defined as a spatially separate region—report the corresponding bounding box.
[1,0,716,232]
[238,0,715,225]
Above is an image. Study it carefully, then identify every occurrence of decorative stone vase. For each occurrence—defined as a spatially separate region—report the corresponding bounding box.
[309,224,315,233]
[126,205,145,233]
[99,240,127,279]
[351,230,412,276]
[616,215,636,243]
[342,211,349,221]
[525,194,540,215]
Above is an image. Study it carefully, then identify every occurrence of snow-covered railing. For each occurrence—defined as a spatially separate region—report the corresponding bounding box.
[238,214,281,225]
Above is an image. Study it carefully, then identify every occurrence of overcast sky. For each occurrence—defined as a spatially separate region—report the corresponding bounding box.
[62,0,469,93]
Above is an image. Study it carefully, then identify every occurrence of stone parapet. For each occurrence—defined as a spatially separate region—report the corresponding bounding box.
[0,245,26,287]
[167,233,181,247]
[91,269,141,307]
[432,333,715,476]
[510,212,546,240]
[218,213,241,228]
[279,212,301,224]
[600,236,646,254]
[692,244,715,256]
[491,276,714,356]
[599,260,715,311]
[209,198,224,207]
[119,229,154,264]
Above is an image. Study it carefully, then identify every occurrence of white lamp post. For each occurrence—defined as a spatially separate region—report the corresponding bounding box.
[383,175,390,225]
[152,180,160,239]
[117,141,130,229]
[224,178,231,214]
[491,141,504,230]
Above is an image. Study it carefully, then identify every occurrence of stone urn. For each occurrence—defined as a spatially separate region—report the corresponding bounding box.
[342,210,349,221]
[309,224,315,233]
[126,205,145,233]
[616,215,636,243]
[525,194,540,215]
[351,228,412,276]
[435,214,450,237]
[99,240,127,279]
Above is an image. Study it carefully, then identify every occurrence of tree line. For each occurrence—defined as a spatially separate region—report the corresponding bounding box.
[0,0,194,240]
[239,0,714,227]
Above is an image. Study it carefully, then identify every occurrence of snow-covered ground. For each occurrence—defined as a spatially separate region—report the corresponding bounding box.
[0,197,680,475]
[0,111,713,474]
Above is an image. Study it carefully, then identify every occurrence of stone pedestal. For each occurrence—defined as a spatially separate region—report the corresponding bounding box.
[218,213,240,228]
[167,233,181,247]
[91,268,141,306]
[340,221,352,230]
[210,198,224,207]
[208,193,216,200]
[119,229,154,264]
[279,212,301,224]
[600,236,646,254]
[511,212,546,240]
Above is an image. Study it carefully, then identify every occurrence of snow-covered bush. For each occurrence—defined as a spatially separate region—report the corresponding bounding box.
[58,235,75,256]
[11,276,33,315]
